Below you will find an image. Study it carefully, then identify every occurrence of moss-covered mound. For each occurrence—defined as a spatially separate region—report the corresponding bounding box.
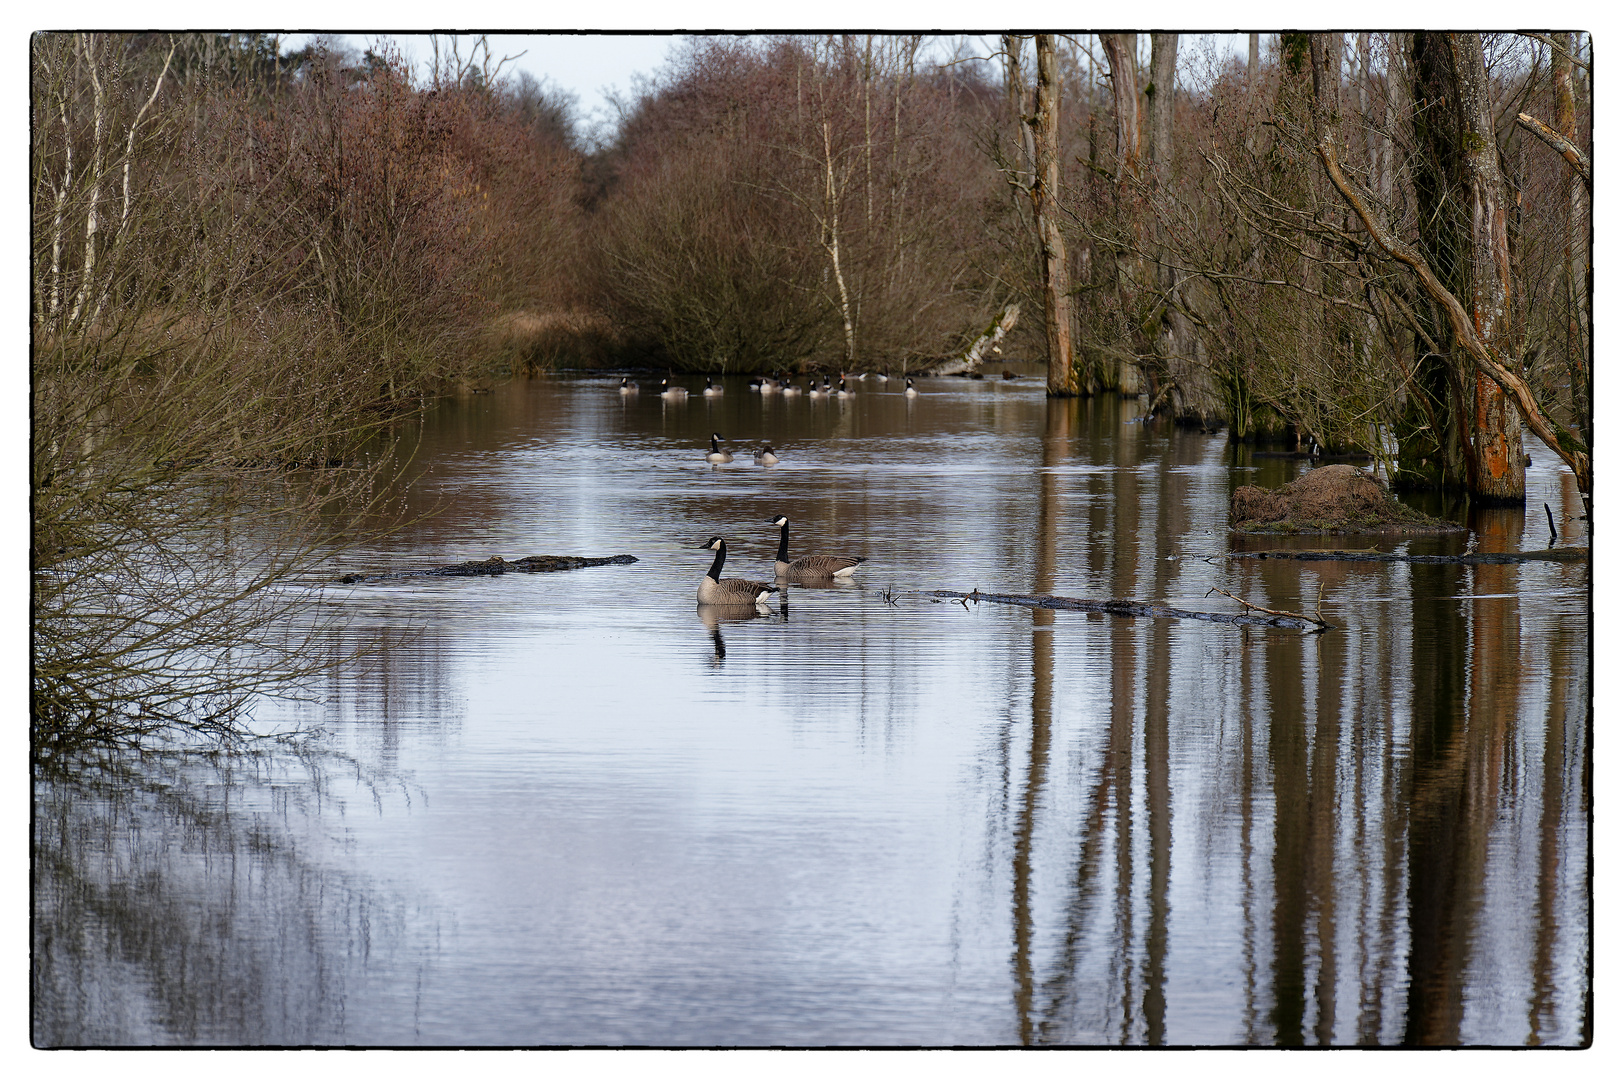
[1230,464,1464,535]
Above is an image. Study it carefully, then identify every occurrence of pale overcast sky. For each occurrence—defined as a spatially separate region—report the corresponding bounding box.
[286,33,680,140]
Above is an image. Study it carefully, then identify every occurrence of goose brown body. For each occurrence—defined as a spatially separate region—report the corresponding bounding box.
[768,515,865,580]
[698,537,779,605]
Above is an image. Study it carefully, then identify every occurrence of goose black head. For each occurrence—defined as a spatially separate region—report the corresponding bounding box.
[768,514,788,527]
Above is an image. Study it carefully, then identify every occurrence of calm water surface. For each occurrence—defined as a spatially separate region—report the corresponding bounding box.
[33,373,1590,1046]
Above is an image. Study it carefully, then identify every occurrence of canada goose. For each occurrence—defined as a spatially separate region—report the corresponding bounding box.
[822,375,833,392]
[904,378,918,398]
[835,377,852,399]
[703,377,723,397]
[873,372,889,383]
[619,377,639,394]
[754,445,779,466]
[748,376,765,392]
[768,514,866,580]
[698,536,780,606]
[808,378,827,399]
[661,377,689,400]
[706,432,733,464]
[780,379,801,396]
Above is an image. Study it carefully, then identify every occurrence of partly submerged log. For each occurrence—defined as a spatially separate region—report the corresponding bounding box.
[930,302,1020,375]
[1228,547,1588,565]
[1231,464,1463,535]
[925,588,1330,631]
[339,554,637,584]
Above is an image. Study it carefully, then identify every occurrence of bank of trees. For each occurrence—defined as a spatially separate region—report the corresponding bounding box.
[592,36,1007,373]
[31,31,1592,745]
[1031,33,1590,501]
[31,33,588,749]
[592,32,1589,502]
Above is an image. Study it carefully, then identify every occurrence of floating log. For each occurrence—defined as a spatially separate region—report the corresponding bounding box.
[1228,547,1588,565]
[924,589,1330,631]
[339,554,637,584]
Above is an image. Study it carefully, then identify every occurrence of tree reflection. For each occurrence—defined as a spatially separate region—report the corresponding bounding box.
[994,402,1586,1046]
[33,742,428,1046]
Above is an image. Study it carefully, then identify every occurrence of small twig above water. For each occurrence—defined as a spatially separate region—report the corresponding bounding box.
[1206,586,1331,631]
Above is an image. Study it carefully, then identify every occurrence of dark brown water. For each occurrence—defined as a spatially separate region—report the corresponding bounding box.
[33,373,1590,1046]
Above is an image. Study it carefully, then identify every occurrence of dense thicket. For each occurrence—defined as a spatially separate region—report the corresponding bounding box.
[591,37,1011,373]
[31,33,588,750]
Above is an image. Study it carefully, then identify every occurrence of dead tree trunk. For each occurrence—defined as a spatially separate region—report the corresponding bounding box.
[1100,33,1147,396]
[1448,32,1525,503]
[1033,34,1077,397]
[1145,33,1217,426]
[1308,33,1584,496]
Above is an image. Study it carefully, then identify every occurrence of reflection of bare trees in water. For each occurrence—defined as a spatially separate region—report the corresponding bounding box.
[33,742,432,1046]
[991,405,1586,1045]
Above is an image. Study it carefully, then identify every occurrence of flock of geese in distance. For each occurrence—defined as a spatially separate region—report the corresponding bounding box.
[616,371,887,608]
[621,370,920,470]
[619,371,920,402]
[618,370,920,476]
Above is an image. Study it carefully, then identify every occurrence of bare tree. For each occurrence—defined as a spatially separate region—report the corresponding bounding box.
[1308,32,1587,497]
[1032,35,1076,395]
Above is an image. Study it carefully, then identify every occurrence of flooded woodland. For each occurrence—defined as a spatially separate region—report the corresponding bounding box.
[34,376,1590,1046]
[32,33,1591,1048]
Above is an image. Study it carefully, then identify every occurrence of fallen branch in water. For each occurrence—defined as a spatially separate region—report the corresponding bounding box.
[339,554,638,584]
[924,589,1331,632]
[1206,585,1330,631]
[1227,547,1587,565]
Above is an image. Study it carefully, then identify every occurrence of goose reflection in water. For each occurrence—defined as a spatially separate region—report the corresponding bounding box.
[697,601,783,665]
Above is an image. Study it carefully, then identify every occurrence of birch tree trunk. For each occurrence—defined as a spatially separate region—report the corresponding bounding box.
[48,68,74,321]
[91,39,177,326]
[70,34,107,327]
[821,120,857,366]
